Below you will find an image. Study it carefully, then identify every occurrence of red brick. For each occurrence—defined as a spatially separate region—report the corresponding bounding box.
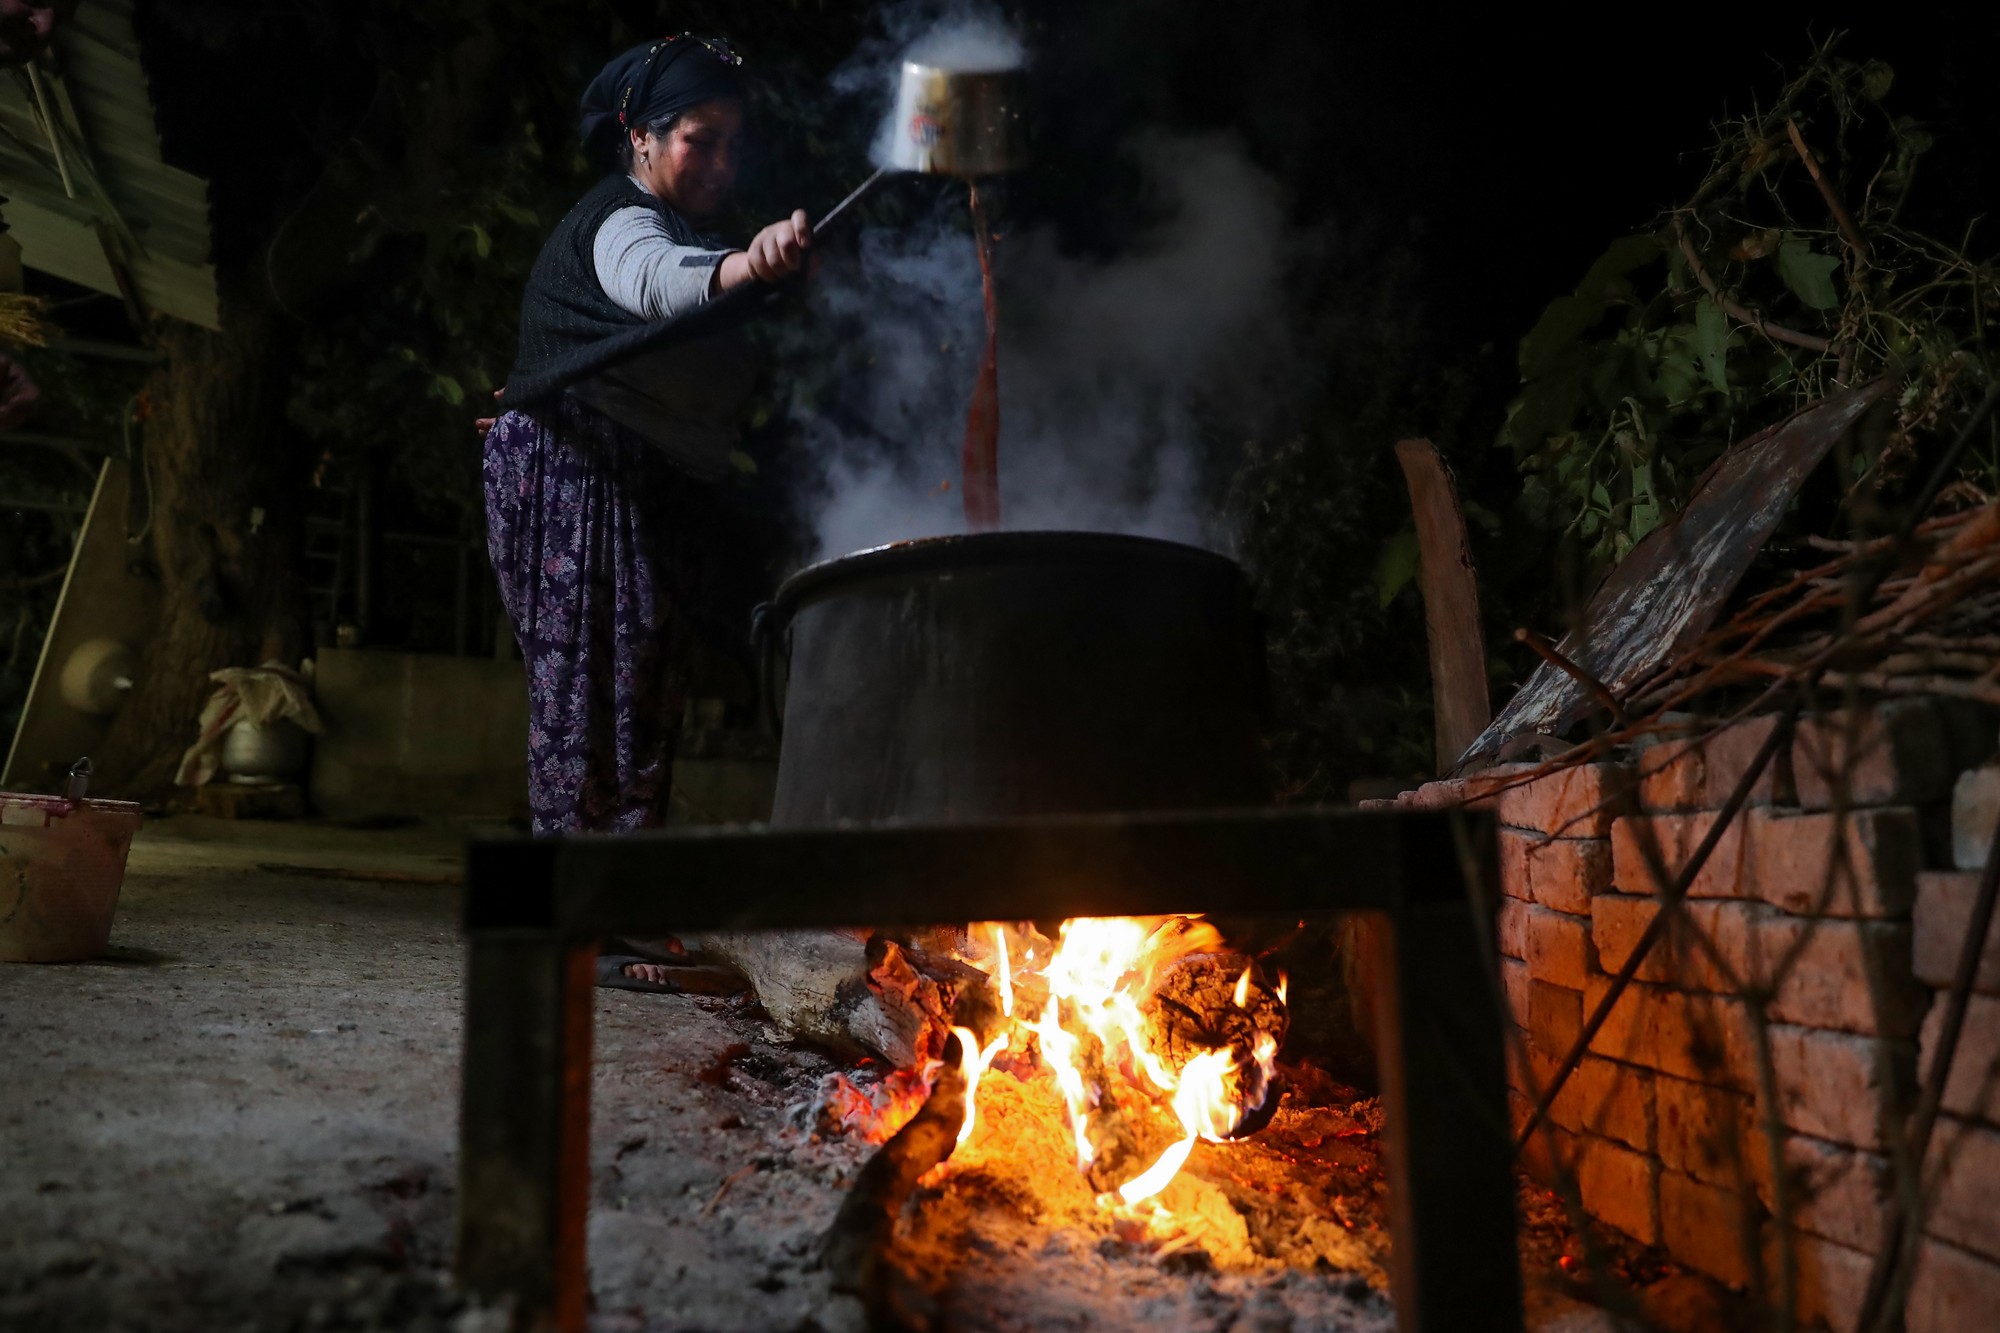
[1500,956,1531,1030]
[1755,917,1927,1037]
[1638,714,1794,812]
[1525,906,1598,989]
[1592,892,1652,971]
[1658,1074,1759,1186]
[1594,896,1768,991]
[1779,1231,1872,1333]
[1591,893,1678,985]
[1496,827,1611,914]
[1927,1116,2000,1264]
[1527,979,1583,1060]
[1496,827,1534,902]
[1660,1169,1763,1287]
[1769,1136,1892,1253]
[1918,995,2000,1126]
[1585,978,1757,1088]
[1612,811,1751,899]
[1506,1031,1532,1098]
[1573,1056,1655,1152]
[1578,1133,1660,1244]
[1513,1100,1578,1185]
[1497,898,1529,960]
[1583,975,1647,1066]
[1771,1024,1917,1148]
[1952,763,2000,870]
[1469,761,1636,838]
[1402,777,1469,810]
[1907,1236,2000,1333]
[1791,699,1993,811]
[1748,805,1923,918]
[1525,1046,1588,1134]
[1914,871,2000,996]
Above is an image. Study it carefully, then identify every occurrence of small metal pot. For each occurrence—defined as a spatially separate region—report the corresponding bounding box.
[887,61,1028,177]
[220,719,309,784]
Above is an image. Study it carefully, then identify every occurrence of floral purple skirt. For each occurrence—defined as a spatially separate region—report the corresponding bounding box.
[482,397,711,835]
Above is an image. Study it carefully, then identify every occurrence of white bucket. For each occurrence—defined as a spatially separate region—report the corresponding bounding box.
[0,792,144,963]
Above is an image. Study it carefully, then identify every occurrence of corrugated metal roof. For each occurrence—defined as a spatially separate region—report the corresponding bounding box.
[0,0,219,329]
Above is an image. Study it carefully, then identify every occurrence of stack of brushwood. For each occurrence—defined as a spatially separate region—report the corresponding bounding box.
[1631,497,2000,725]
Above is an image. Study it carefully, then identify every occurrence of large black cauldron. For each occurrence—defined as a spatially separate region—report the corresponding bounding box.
[765,531,1267,824]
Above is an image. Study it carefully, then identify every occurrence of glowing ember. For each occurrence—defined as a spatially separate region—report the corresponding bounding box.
[937,915,1287,1209]
[818,1064,940,1143]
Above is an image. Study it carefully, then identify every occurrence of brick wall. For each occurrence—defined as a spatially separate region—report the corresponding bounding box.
[1426,700,2000,1330]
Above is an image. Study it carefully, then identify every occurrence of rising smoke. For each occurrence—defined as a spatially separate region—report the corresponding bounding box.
[789,4,1298,561]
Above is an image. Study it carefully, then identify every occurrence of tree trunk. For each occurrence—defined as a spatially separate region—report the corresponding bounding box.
[95,289,307,799]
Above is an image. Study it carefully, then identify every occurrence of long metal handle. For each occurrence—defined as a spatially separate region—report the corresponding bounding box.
[812,165,893,238]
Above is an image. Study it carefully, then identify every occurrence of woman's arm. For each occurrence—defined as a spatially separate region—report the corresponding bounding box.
[593,205,815,320]
[592,206,734,321]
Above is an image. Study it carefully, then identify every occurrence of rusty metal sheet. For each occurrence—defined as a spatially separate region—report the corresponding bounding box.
[1454,378,1891,771]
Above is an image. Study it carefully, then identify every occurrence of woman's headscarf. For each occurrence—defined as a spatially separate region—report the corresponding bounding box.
[579,35,745,166]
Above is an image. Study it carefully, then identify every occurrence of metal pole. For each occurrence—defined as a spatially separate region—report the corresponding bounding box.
[1375,843,1523,1331]
[457,844,594,1332]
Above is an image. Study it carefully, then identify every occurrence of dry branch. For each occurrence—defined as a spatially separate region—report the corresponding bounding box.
[1786,117,1870,271]
[820,1037,967,1330]
[1673,215,1833,352]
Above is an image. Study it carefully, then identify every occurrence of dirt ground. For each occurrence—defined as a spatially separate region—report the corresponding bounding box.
[0,814,1426,1333]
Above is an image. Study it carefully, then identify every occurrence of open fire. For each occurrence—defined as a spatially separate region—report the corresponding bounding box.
[829,914,1289,1214]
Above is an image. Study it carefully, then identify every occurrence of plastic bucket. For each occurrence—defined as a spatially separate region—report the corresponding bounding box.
[0,792,144,963]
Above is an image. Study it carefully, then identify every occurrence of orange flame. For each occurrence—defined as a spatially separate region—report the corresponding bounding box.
[952,1025,1010,1147]
[948,916,1283,1208]
[993,924,1014,1019]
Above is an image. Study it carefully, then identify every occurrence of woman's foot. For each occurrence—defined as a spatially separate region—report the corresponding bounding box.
[595,951,749,996]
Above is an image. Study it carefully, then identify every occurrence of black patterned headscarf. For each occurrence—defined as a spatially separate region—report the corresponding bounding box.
[579,35,745,167]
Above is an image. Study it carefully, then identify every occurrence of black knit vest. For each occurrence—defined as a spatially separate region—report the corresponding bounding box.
[501,175,732,408]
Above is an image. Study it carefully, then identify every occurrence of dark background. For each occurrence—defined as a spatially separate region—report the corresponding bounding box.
[7,2,1995,791]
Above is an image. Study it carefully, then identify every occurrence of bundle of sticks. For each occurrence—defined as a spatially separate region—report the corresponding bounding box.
[1622,497,2000,720]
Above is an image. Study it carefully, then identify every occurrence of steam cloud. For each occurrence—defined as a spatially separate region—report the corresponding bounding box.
[790,5,1296,562]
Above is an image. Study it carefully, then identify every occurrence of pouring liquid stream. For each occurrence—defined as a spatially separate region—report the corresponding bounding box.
[961,182,1001,531]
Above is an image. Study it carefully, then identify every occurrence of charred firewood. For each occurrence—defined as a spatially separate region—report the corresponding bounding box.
[696,929,997,1067]
[1141,951,1289,1137]
[820,1032,967,1331]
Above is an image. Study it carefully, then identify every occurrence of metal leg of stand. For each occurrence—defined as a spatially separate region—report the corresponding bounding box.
[1376,892,1524,1333]
[457,930,595,1332]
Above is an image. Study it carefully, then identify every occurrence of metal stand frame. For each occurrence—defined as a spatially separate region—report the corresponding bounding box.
[456,806,1523,1333]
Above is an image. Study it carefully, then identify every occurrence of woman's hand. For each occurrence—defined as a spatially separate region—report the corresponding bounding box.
[719,210,812,290]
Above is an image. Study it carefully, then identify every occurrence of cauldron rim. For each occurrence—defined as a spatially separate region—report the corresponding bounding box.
[773,529,1241,621]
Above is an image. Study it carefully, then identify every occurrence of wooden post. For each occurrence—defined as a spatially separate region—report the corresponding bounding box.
[1394,438,1491,774]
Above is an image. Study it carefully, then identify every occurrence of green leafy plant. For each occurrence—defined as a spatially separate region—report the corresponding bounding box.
[1504,41,1999,573]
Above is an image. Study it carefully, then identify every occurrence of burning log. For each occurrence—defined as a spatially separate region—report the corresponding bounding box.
[1140,951,1289,1137]
[697,928,992,1068]
[821,1032,969,1330]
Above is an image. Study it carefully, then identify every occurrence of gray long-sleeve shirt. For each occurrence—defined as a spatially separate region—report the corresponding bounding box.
[567,177,756,480]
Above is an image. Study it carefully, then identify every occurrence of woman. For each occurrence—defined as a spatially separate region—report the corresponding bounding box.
[483,35,807,846]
